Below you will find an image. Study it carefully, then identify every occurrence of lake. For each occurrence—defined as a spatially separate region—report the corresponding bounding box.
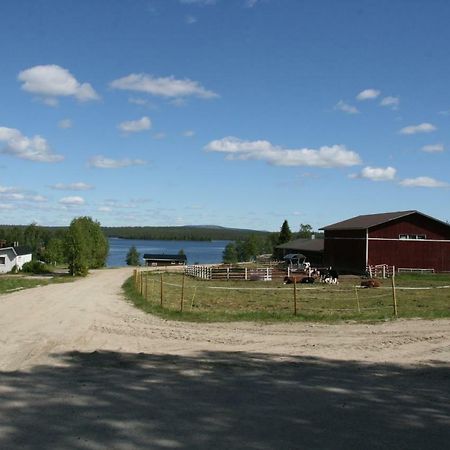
[107,238,230,267]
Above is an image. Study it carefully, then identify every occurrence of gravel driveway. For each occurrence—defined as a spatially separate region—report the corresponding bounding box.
[0,268,449,449]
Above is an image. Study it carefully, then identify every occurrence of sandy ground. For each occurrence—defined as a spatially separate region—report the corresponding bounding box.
[0,268,449,449]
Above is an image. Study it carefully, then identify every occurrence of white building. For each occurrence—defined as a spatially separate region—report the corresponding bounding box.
[0,246,32,273]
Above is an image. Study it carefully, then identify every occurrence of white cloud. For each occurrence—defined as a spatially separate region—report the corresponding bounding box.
[28,195,47,202]
[101,200,138,210]
[59,196,85,206]
[399,123,437,135]
[0,186,46,203]
[58,119,73,129]
[356,89,381,101]
[421,143,444,153]
[128,97,149,106]
[335,100,359,114]
[88,155,147,169]
[380,96,400,109]
[352,166,397,181]
[153,132,166,140]
[399,176,449,188]
[183,130,195,137]
[0,185,20,193]
[50,182,94,191]
[245,0,260,7]
[18,65,99,104]
[0,203,13,210]
[110,73,218,99]
[118,116,152,133]
[205,137,362,168]
[185,15,197,24]
[0,192,25,201]
[169,97,188,107]
[0,126,64,162]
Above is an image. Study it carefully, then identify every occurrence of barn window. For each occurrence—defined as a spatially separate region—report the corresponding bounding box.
[0,256,5,264]
[399,234,426,240]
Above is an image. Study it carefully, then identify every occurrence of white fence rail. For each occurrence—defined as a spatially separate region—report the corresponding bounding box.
[367,264,395,278]
[185,265,273,281]
[398,267,435,274]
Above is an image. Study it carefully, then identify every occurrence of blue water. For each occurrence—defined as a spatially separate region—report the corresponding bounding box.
[107,238,230,267]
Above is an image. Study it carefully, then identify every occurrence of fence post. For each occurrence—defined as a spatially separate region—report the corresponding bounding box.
[355,286,361,313]
[180,273,185,312]
[245,267,248,281]
[140,270,143,295]
[144,271,147,299]
[160,272,164,307]
[227,267,230,281]
[391,266,398,317]
[293,278,298,316]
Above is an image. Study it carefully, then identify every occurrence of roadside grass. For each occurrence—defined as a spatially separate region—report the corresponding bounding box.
[0,273,76,295]
[123,272,450,323]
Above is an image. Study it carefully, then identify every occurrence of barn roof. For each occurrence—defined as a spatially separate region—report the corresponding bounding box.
[276,238,324,252]
[320,210,420,231]
[143,254,187,261]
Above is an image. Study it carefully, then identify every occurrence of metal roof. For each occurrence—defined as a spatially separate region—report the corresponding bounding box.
[13,246,32,256]
[320,210,419,231]
[0,246,32,256]
[276,238,324,252]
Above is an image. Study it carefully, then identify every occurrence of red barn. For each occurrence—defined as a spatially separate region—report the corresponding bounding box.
[320,210,450,274]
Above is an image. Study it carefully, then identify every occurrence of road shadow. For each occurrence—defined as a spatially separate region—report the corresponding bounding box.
[0,351,449,449]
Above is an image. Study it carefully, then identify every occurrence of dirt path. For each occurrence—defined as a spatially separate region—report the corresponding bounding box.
[0,267,449,371]
[0,268,449,449]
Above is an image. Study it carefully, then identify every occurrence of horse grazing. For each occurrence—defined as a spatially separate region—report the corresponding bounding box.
[284,275,315,284]
[360,279,380,288]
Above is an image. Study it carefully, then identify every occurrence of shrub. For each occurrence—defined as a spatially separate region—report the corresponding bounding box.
[21,260,53,274]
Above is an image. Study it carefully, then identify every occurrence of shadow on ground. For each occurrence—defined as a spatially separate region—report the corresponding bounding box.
[0,351,449,449]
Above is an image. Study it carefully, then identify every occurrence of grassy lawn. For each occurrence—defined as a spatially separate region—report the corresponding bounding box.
[0,274,75,295]
[123,272,450,322]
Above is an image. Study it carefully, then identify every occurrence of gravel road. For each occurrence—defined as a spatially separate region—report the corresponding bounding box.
[0,268,449,449]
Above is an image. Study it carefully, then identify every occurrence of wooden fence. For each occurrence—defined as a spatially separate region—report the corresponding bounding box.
[184,265,287,281]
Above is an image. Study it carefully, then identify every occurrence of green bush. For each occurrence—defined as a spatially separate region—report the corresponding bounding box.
[21,260,53,274]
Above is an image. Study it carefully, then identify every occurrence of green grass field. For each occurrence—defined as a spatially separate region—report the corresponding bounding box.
[124,271,450,322]
[0,274,74,295]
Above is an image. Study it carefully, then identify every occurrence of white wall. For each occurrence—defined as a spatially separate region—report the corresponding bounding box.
[0,249,32,273]
[0,248,17,274]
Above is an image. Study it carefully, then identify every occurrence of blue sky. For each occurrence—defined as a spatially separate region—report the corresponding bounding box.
[0,0,449,231]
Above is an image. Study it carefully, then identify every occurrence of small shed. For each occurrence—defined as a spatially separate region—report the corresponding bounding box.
[0,246,32,273]
[321,210,450,274]
[143,254,187,267]
[276,238,324,266]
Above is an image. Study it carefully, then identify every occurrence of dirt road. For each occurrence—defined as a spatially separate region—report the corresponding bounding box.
[0,268,449,449]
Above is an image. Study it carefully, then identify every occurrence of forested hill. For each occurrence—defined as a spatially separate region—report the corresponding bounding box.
[102,225,271,241]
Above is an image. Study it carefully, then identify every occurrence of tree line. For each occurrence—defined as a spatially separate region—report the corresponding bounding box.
[222,221,322,264]
[0,217,109,276]
[102,225,270,241]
